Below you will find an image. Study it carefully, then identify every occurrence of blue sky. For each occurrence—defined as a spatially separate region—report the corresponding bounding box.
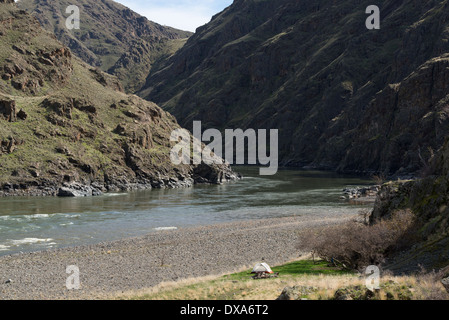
[114,0,233,32]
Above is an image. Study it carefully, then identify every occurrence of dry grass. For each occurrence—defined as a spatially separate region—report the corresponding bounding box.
[106,263,257,300]
[112,272,449,301]
[113,273,357,300]
[109,256,449,300]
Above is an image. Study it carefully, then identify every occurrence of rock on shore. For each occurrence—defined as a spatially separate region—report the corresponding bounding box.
[342,185,380,199]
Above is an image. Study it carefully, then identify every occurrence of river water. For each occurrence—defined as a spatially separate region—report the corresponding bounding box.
[0,167,373,256]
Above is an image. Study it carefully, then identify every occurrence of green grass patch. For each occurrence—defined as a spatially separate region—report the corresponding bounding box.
[223,260,349,282]
[120,260,353,300]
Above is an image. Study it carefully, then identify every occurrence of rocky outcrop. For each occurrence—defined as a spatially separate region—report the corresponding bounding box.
[335,56,449,175]
[277,286,317,300]
[371,138,449,230]
[369,137,449,272]
[0,97,16,122]
[0,8,73,95]
[333,283,413,300]
[57,183,103,197]
[192,163,241,184]
[343,186,380,199]
[140,0,449,177]
[0,137,22,154]
[0,5,238,197]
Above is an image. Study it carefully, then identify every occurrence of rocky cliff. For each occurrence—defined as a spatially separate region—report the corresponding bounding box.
[370,137,449,272]
[17,0,192,93]
[140,0,449,176]
[0,2,237,197]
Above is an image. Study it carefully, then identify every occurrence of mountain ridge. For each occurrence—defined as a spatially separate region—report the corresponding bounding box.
[139,0,449,177]
[17,0,193,93]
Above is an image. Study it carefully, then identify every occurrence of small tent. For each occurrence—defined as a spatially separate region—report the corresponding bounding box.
[251,262,273,274]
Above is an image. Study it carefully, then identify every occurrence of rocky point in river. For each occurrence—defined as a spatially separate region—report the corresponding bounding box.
[0,2,238,197]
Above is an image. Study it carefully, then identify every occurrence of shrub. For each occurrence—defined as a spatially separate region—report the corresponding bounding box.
[296,210,417,271]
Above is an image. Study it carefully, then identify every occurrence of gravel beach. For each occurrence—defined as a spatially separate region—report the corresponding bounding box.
[0,212,358,300]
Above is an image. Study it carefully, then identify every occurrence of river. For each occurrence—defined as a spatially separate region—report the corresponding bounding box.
[0,167,373,255]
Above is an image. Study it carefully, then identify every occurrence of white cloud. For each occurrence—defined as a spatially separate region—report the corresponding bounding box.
[114,0,232,32]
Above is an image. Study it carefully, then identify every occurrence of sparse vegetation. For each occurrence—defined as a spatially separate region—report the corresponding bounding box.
[115,259,352,300]
[296,210,418,271]
[114,258,449,300]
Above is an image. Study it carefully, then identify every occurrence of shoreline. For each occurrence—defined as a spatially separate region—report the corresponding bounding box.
[0,213,359,300]
[0,174,241,198]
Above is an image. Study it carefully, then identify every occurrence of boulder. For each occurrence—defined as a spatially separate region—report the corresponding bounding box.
[277,287,300,300]
[57,183,102,197]
[42,97,74,120]
[57,187,88,197]
[0,98,16,122]
[333,286,376,300]
[1,137,20,154]
[193,163,241,184]
[277,286,317,300]
[17,109,27,120]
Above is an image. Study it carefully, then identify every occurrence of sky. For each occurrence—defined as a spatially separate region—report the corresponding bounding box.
[114,0,233,32]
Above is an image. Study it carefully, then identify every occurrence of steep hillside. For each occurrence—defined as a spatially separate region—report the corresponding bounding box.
[0,2,237,197]
[369,138,449,272]
[140,0,449,176]
[17,0,192,92]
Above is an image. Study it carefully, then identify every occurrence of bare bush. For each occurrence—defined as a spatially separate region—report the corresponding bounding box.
[296,210,416,271]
